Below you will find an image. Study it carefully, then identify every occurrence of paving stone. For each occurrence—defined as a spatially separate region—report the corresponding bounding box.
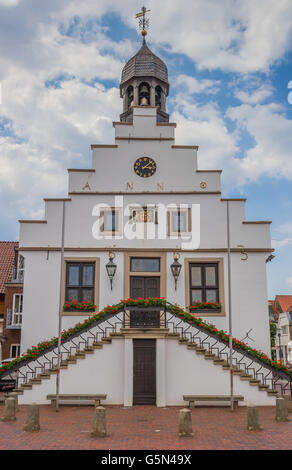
[0,404,292,450]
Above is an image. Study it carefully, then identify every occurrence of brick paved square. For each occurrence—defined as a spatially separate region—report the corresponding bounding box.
[0,404,291,450]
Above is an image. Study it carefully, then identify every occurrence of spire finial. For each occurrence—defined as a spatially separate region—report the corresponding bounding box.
[136,5,150,42]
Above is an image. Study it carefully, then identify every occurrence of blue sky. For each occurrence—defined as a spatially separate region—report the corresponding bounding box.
[0,0,291,299]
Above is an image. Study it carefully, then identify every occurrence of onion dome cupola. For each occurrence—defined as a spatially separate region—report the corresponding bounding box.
[120,7,170,123]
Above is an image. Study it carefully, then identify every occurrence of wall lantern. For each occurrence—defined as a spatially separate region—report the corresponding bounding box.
[170,252,182,290]
[106,252,117,290]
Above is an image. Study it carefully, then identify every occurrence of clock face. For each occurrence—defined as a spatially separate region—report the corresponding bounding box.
[134,157,157,178]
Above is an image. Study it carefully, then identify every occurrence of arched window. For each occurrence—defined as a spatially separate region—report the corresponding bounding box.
[155,86,162,108]
[138,82,150,106]
[126,86,134,110]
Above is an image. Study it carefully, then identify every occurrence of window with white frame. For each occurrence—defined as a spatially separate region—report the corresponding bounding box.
[12,294,23,325]
[10,344,20,358]
[100,208,122,235]
[168,208,191,235]
[282,325,288,335]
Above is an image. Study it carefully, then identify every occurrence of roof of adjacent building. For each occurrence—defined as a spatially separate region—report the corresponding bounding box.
[275,295,292,313]
[121,39,168,86]
[0,242,18,294]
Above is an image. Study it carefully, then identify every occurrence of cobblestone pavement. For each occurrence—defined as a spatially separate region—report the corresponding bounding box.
[0,404,291,450]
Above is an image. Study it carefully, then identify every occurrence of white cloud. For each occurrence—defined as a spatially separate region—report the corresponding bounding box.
[0,0,292,235]
[226,103,292,182]
[287,277,292,289]
[148,0,292,73]
[175,75,220,95]
[170,95,243,188]
[0,0,21,6]
[272,238,292,249]
[234,84,273,104]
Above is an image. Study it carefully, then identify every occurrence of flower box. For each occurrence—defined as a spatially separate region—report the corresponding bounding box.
[63,300,96,312]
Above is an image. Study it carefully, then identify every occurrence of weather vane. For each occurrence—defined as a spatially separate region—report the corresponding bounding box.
[136,5,151,38]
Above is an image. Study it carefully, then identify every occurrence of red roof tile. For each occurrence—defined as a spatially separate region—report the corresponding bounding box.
[0,242,18,294]
[275,295,292,313]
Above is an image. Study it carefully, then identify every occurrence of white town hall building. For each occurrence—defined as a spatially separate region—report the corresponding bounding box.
[11,22,283,408]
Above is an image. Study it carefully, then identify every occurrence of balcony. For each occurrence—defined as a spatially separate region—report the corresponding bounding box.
[6,309,22,330]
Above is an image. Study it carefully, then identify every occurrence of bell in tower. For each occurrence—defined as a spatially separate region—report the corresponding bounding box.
[139,83,150,106]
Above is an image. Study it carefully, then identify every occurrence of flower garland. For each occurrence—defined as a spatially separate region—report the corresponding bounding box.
[0,297,290,377]
[189,302,221,311]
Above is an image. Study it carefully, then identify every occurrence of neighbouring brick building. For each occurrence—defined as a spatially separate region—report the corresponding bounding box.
[269,295,292,365]
[0,241,23,361]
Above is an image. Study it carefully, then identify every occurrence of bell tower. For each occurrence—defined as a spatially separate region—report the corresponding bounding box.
[120,6,170,123]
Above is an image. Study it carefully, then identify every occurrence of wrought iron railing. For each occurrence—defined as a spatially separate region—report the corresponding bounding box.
[0,306,291,398]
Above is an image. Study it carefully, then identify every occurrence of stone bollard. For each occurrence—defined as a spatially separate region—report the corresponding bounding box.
[91,406,107,437]
[275,397,289,422]
[0,397,16,422]
[283,395,292,413]
[247,405,262,431]
[23,403,40,432]
[178,408,194,437]
[9,393,19,411]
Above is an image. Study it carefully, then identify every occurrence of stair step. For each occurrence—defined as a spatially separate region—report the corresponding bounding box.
[249,379,261,385]
[39,374,51,379]
[67,359,77,364]
[22,384,33,389]
[29,379,42,384]
[196,350,206,355]
[213,359,225,364]
[187,344,197,350]
[101,338,112,343]
[12,389,24,394]
[258,384,269,390]
[205,353,216,360]
[267,390,278,396]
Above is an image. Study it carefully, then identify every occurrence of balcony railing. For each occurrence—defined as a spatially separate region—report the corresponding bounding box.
[6,309,22,329]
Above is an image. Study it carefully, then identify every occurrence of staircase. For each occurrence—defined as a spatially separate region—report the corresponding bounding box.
[0,304,291,400]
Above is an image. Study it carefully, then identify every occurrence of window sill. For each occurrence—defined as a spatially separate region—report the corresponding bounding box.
[62,309,96,316]
[188,309,226,317]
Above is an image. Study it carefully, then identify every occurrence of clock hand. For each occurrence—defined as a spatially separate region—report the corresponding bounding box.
[142,162,152,170]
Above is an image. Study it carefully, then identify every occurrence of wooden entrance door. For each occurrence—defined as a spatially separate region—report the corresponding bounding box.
[130,276,160,299]
[133,339,156,405]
